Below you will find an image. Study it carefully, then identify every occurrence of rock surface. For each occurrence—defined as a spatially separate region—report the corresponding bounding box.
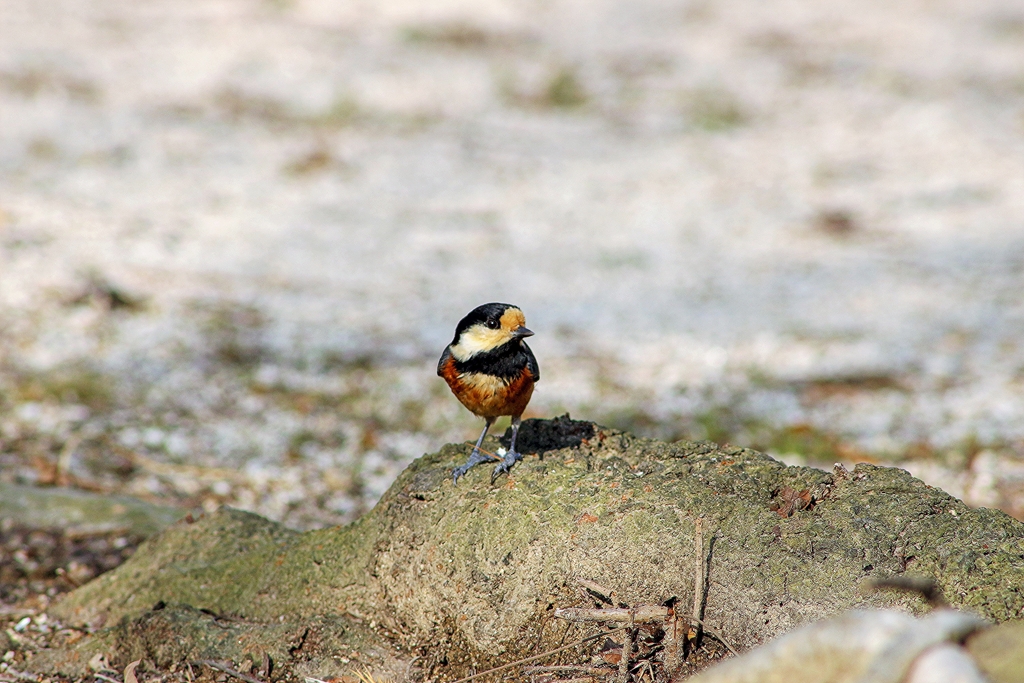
[39,418,1024,681]
[689,609,989,683]
[0,482,185,537]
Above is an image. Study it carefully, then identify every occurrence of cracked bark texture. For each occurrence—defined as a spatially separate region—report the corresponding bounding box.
[39,417,1024,681]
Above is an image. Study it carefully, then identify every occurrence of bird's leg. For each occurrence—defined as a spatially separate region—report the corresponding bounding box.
[491,415,524,483]
[452,417,495,484]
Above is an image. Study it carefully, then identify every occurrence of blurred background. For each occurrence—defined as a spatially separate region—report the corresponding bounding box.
[1,0,1023,530]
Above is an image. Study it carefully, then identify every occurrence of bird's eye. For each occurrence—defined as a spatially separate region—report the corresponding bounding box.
[487,319,500,329]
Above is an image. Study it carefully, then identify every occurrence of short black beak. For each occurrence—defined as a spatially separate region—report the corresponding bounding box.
[512,326,534,339]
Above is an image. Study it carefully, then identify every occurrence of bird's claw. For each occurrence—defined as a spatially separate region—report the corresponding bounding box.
[452,448,492,484]
[490,450,523,483]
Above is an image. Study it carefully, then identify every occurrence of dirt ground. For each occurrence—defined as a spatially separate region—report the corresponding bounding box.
[1,0,1024,677]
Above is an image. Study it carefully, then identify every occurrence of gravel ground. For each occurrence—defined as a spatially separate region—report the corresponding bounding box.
[1,0,1024,534]
[0,524,137,683]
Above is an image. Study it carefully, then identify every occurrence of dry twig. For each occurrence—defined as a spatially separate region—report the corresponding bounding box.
[197,659,267,683]
[554,607,671,623]
[450,626,627,683]
[663,600,683,677]
[523,665,610,675]
[554,607,737,657]
[618,615,633,682]
[691,517,704,644]
[576,578,616,605]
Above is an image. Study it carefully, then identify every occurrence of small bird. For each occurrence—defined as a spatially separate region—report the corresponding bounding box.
[438,303,540,483]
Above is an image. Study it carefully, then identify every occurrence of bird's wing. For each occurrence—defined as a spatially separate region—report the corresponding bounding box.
[523,342,540,382]
[437,345,453,377]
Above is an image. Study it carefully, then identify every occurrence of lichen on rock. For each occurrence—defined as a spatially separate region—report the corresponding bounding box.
[37,417,1024,680]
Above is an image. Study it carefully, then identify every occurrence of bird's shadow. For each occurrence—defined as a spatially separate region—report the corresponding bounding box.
[499,414,596,456]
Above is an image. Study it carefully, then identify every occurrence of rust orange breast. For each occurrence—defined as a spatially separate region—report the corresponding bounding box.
[440,354,535,418]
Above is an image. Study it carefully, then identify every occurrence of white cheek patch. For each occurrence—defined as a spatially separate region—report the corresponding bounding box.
[450,325,510,360]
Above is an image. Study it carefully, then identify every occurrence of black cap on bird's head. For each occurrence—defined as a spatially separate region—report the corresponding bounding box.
[450,302,534,360]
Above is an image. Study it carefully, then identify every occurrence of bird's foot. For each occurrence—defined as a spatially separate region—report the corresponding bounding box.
[452,449,495,484]
[490,449,523,483]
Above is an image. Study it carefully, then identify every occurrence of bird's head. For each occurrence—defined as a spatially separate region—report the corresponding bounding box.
[449,302,534,361]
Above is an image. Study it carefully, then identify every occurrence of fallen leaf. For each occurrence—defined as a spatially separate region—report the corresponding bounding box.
[771,486,814,517]
[124,659,141,683]
[598,638,622,665]
[88,653,110,672]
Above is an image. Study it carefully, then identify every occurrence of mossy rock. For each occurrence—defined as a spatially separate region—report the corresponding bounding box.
[38,417,1024,681]
[0,482,184,537]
